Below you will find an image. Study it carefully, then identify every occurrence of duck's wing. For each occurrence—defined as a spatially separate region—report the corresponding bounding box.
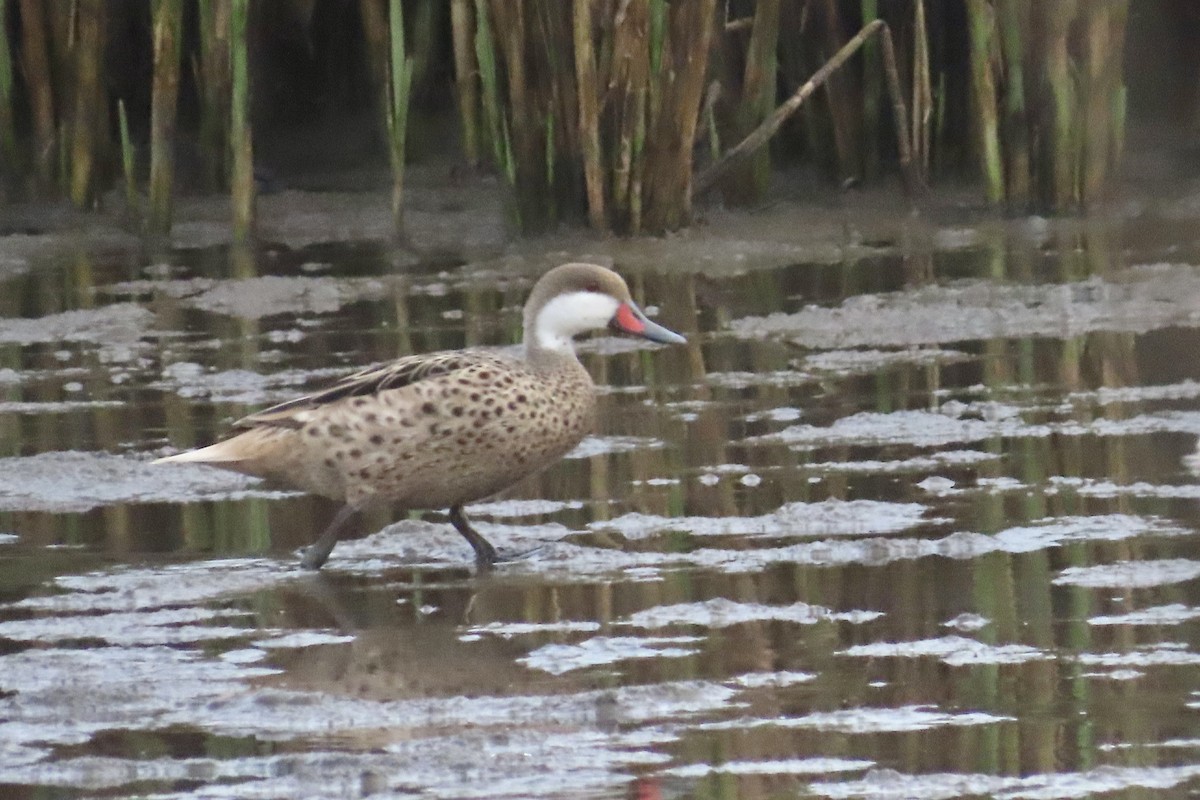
[234,349,509,430]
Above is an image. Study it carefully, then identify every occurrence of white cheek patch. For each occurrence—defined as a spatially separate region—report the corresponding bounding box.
[535,291,621,353]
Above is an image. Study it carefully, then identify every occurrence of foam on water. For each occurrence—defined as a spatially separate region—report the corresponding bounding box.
[666,757,875,778]
[11,558,296,613]
[701,705,1012,734]
[462,620,602,639]
[840,636,1049,666]
[1053,559,1200,588]
[808,764,1200,799]
[1076,647,1200,668]
[519,635,704,675]
[1089,604,1200,626]
[592,499,933,540]
[753,407,1200,449]
[465,498,584,517]
[730,671,818,688]
[565,435,664,459]
[0,606,255,646]
[0,451,292,513]
[621,598,883,628]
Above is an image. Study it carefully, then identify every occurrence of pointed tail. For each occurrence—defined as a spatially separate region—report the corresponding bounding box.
[153,440,249,465]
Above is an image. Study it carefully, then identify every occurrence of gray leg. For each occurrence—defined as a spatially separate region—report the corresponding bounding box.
[448,504,498,568]
[300,504,358,570]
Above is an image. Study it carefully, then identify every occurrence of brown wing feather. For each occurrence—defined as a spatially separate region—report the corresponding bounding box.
[234,349,507,430]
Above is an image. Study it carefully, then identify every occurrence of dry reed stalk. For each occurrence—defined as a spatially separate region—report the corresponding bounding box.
[724,0,780,202]
[450,0,480,164]
[472,0,508,183]
[387,0,414,232]
[490,0,544,226]
[1040,1,1079,209]
[696,79,721,155]
[911,0,931,178]
[609,0,649,226]
[997,0,1030,207]
[68,0,107,208]
[198,0,232,191]
[877,21,923,196]
[817,0,861,181]
[573,0,606,229]
[538,2,581,194]
[359,0,389,117]
[149,0,182,234]
[628,63,646,233]
[0,0,16,177]
[44,2,72,107]
[231,0,254,242]
[408,0,437,98]
[17,0,55,189]
[966,0,1003,204]
[641,0,716,232]
[695,19,920,199]
[118,97,137,213]
[1081,0,1129,204]
[860,0,880,177]
[647,0,666,122]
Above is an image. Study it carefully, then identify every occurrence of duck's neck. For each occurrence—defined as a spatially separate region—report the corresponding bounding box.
[522,332,579,369]
[522,301,581,364]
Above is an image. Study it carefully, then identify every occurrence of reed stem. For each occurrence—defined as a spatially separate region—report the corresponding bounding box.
[149,0,182,234]
[473,0,508,183]
[450,0,480,164]
[641,0,716,232]
[0,0,16,180]
[68,0,107,208]
[1081,1,1129,205]
[198,0,232,191]
[387,0,414,232]
[860,0,881,178]
[493,0,542,227]
[911,0,932,179]
[877,18,923,196]
[609,0,648,226]
[230,0,254,242]
[726,0,780,201]
[573,0,606,230]
[966,0,1003,204]
[997,0,1029,207]
[818,0,860,181]
[18,0,55,190]
[1041,1,1078,209]
[118,98,138,214]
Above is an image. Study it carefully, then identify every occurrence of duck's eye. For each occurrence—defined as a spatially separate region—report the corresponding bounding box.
[584,282,601,293]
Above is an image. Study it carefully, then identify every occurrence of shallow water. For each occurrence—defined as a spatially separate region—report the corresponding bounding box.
[0,201,1199,799]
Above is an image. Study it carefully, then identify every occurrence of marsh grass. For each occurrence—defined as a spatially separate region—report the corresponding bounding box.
[0,1,1142,228]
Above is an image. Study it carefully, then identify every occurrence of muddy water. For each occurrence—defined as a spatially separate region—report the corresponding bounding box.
[0,205,1199,799]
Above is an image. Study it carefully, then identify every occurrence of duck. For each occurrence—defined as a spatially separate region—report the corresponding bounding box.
[155,263,687,570]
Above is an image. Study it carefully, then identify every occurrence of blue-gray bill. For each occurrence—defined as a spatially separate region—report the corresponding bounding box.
[610,301,687,344]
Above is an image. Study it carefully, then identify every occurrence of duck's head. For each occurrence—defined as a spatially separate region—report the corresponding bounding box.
[524,263,687,355]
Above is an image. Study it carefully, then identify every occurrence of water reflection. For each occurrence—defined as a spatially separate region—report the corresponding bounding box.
[0,216,1198,798]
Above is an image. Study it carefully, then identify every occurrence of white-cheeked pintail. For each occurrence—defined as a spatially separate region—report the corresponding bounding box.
[155,263,687,569]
